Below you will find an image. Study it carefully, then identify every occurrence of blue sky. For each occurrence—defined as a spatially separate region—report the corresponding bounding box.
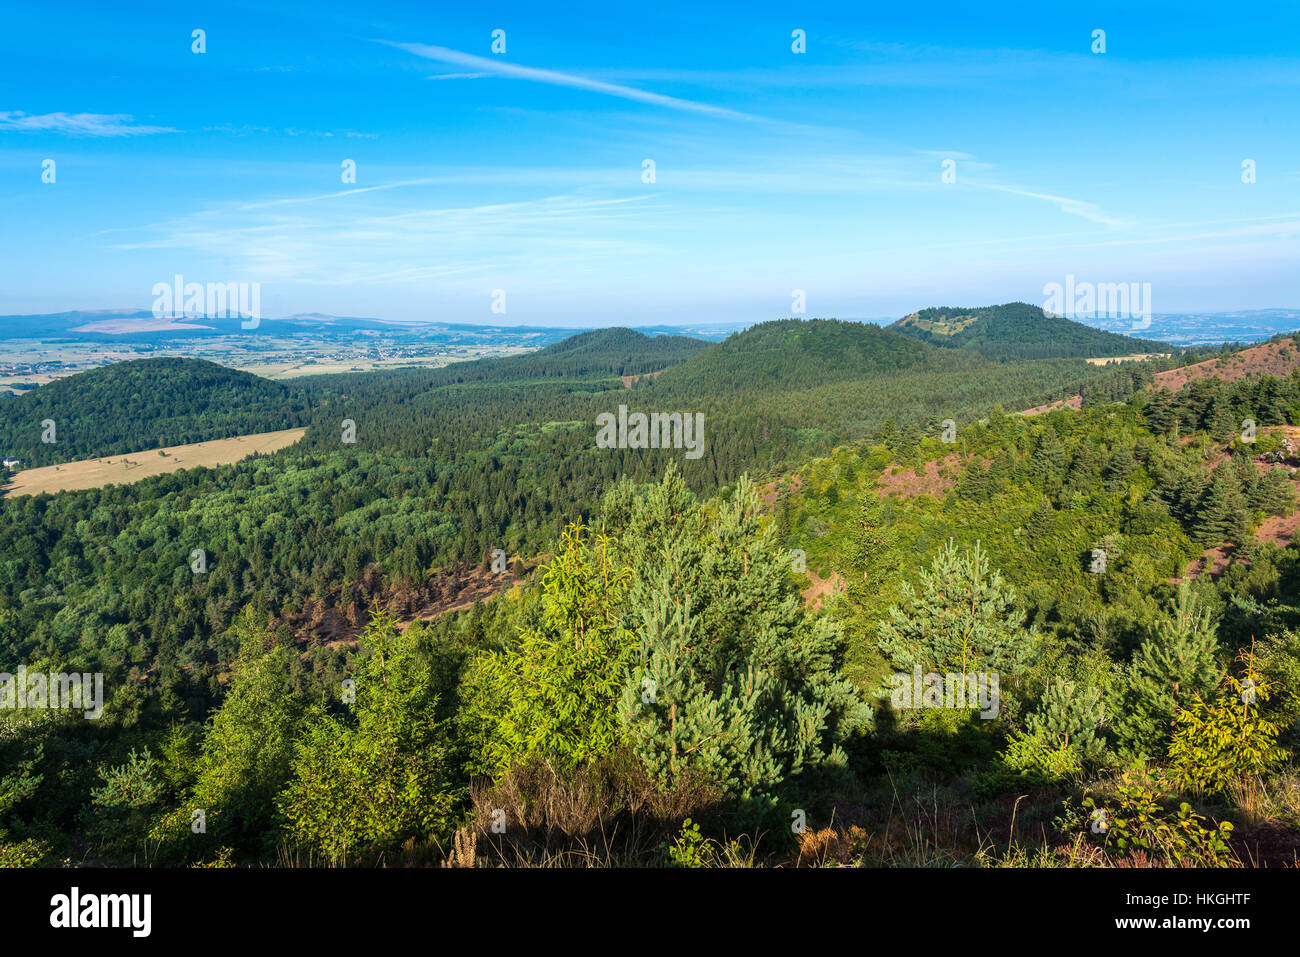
[2,0,1298,326]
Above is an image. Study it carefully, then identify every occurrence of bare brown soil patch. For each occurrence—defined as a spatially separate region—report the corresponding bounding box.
[874,453,975,499]
[620,368,668,388]
[760,473,802,508]
[1173,545,1236,583]
[283,555,542,656]
[1154,338,1300,392]
[1176,428,1300,581]
[1021,395,1083,416]
[802,569,845,611]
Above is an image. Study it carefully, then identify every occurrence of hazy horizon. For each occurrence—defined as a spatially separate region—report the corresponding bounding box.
[3,1,1298,325]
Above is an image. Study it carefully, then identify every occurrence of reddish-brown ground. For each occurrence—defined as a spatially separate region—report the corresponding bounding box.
[1153,338,1300,392]
[1022,395,1083,416]
[620,368,668,388]
[1173,545,1236,584]
[874,453,986,499]
[802,568,845,610]
[276,556,539,658]
[1020,337,1299,416]
[1177,427,1300,581]
[759,473,802,507]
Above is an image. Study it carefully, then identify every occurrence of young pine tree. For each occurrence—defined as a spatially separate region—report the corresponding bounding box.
[461,522,634,777]
[1024,679,1106,760]
[1000,679,1106,780]
[613,470,866,806]
[1111,585,1221,757]
[278,612,458,863]
[877,539,1039,677]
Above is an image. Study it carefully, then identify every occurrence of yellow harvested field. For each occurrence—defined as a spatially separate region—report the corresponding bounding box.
[1084,353,1170,366]
[3,428,307,496]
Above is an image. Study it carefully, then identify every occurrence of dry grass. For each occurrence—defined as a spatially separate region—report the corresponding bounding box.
[3,428,306,496]
[1083,353,1170,366]
[458,755,726,867]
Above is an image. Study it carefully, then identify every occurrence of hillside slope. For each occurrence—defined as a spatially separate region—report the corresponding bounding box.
[653,318,932,393]
[522,327,708,376]
[0,358,309,466]
[890,302,1172,359]
[1153,336,1300,391]
[293,327,709,399]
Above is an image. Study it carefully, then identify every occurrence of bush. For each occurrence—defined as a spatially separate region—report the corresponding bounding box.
[1081,773,1235,866]
[1166,660,1287,795]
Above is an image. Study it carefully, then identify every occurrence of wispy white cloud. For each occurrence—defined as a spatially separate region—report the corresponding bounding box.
[919,213,1300,253]
[990,218,1300,254]
[973,183,1133,228]
[104,188,670,289]
[201,124,377,139]
[0,111,175,136]
[381,41,766,123]
[237,179,438,210]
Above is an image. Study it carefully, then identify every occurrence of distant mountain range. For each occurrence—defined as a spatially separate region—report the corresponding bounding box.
[1083,309,1300,347]
[0,306,1294,348]
[9,308,1295,468]
[0,310,747,345]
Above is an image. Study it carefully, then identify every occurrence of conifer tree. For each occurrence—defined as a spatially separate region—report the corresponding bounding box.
[1103,444,1138,493]
[845,494,903,608]
[1023,679,1105,760]
[987,448,1015,492]
[1030,424,1069,495]
[278,612,457,863]
[1197,462,1249,545]
[150,608,321,862]
[1143,388,1176,435]
[611,470,866,805]
[1111,584,1221,756]
[957,459,992,501]
[1026,497,1056,544]
[877,539,1038,676]
[462,522,634,776]
[1208,405,1238,444]
[1247,464,1294,516]
[999,678,1106,779]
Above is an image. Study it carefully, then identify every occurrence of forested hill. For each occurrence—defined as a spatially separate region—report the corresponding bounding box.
[889,302,1174,359]
[398,327,709,388]
[0,358,310,465]
[652,318,932,393]
[527,327,708,375]
[280,328,710,407]
[7,314,1300,869]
